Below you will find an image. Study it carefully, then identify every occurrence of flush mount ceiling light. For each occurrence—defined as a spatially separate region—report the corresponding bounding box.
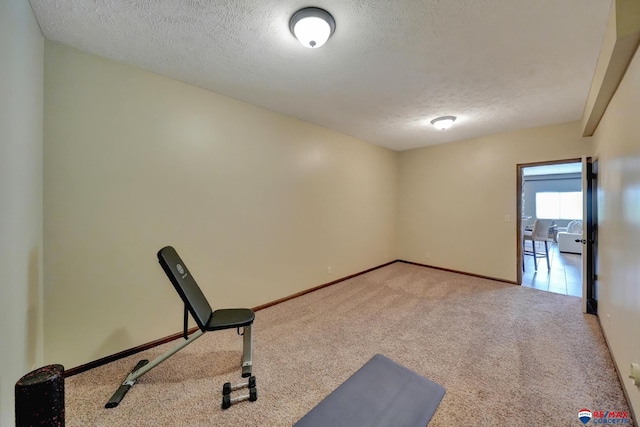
[289,7,336,48]
[430,116,457,130]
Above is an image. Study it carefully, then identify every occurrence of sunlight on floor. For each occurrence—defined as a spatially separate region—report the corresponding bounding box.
[522,241,582,297]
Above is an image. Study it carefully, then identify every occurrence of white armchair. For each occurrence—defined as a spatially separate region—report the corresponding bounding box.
[557,220,583,254]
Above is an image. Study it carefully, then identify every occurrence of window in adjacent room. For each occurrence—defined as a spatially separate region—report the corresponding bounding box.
[536,191,582,220]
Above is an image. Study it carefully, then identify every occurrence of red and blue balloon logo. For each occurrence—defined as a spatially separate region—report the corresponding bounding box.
[578,408,593,425]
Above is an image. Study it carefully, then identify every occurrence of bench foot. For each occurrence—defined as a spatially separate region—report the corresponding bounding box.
[105,359,149,408]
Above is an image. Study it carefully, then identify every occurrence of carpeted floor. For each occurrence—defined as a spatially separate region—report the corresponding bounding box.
[65,262,632,426]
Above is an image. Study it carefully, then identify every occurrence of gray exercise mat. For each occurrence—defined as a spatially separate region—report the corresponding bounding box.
[294,354,445,427]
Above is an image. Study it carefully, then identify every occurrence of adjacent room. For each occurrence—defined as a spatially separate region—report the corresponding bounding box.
[2,0,639,425]
[521,162,583,296]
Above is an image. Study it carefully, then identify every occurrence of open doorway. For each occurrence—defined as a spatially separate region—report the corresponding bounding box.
[517,160,584,297]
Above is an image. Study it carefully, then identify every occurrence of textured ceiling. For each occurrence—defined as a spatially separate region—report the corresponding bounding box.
[29,0,612,151]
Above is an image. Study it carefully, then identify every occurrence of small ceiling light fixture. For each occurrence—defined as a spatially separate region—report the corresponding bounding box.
[290,7,336,48]
[430,116,457,130]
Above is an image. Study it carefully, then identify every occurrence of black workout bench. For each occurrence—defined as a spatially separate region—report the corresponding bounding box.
[106,246,255,408]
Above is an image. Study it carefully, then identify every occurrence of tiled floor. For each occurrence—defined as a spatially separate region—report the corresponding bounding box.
[522,241,582,297]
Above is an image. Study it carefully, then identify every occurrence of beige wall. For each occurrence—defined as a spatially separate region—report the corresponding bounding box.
[0,1,44,425]
[43,42,398,368]
[397,121,592,282]
[592,43,640,416]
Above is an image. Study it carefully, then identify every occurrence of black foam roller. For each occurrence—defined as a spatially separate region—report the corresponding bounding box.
[15,364,65,426]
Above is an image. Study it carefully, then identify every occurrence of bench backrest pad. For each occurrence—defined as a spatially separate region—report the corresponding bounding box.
[157,246,213,330]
